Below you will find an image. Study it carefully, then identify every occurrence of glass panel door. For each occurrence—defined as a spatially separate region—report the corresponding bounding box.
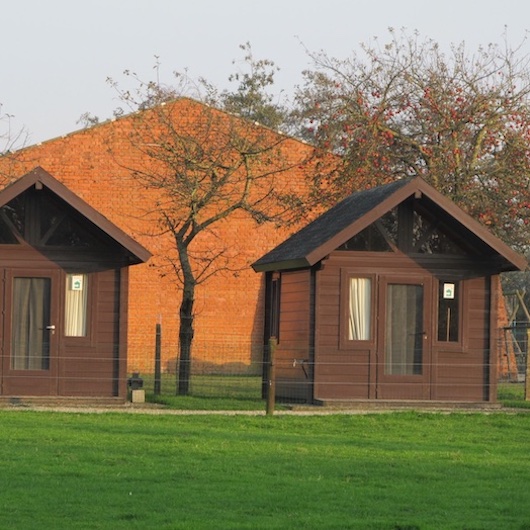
[12,277,52,370]
[385,284,423,375]
[377,276,431,400]
[2,270,59,396]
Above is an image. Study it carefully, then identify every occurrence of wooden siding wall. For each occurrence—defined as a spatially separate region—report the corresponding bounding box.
[59,268,123,397]
[432,276,491,401]
[312,252,494,402]
[0,242,126,397]
[314,256,372,400]
[275,269,312,401]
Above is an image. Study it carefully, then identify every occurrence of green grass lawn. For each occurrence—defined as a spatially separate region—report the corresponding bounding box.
[1,410,530,529]
[498,382,530,409]
[144,373,266,410]
[144,375,530,411]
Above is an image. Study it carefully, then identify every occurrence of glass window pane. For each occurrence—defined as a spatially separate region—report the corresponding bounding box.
[438,281,459,342]
[348,278,372,340]
[65,274,88,337]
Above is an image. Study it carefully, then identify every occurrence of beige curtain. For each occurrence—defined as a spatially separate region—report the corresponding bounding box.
[348,278,371,340]
[65,274,88,337]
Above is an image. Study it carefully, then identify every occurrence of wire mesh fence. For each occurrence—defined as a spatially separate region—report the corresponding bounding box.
[1,327,528,404]
[499,322,529,382]
[148,330,529,403]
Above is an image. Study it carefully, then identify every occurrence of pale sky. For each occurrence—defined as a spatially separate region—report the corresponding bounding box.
[1,0,530,145]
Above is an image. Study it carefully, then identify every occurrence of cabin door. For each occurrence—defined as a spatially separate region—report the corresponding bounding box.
[1,269,60,396]
[376,276,432,400]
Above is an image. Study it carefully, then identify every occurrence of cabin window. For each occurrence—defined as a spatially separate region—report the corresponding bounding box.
[65,274,88,337]
[437,280,460,342]
[348,277,372,341]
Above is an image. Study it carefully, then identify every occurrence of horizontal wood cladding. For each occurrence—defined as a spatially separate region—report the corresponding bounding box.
[432,276,490,401]
[325,251,494,277]
[0,244,125,270]
[309,252,493,402]
[58,268,121,397]
[314,351,371,400]
[314,268,340,350]
[279,270,311,341]
[275,269,312,401]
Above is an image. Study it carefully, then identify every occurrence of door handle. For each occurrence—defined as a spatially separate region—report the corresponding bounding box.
[45,325,56,335]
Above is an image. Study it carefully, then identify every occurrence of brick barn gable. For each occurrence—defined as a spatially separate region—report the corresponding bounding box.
[0,98,330,373]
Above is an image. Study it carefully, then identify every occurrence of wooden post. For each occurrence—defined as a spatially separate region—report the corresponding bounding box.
[154,322,162,395]
[524,328,530,401]
[266,338,277,416]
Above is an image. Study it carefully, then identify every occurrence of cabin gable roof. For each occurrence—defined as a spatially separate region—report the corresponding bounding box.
[0,167,151,264]
[252,176,527,273]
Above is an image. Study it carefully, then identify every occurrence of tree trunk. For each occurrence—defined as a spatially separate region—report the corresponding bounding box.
[177,283,195,395]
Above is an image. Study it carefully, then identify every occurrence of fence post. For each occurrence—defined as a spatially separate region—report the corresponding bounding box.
[154,322,162,395]
[266,338,277,416]
[524,328,530,401]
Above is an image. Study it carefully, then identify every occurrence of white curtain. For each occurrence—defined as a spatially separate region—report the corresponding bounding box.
[348,278,371,340]
[65,274,88,337]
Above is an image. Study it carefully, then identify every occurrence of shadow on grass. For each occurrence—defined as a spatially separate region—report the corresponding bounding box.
[139,375,530,412]
[146,393,268,411]
[142,373,270,411]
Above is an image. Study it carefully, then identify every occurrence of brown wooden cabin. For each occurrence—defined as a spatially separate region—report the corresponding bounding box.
[253,177,527,404]
[0,167,150,398]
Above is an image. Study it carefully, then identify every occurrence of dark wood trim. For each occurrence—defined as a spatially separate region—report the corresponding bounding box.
[488,275,498,402]
[118,267,129,398]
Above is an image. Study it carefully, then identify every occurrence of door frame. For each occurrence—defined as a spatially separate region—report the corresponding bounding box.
[376,275,433,400]
[1,268,61,396]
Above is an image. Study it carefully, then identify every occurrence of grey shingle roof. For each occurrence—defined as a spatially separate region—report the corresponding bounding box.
[252,178,412,271]
[252,176,528,273]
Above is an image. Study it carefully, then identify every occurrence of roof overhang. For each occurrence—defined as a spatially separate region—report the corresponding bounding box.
[253,176,527,273]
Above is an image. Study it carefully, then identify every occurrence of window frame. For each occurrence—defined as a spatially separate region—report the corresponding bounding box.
[62,271,95,345]
[434,278,465,348]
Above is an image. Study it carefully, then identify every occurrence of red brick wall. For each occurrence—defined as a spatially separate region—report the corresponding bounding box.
[0,99,331,374]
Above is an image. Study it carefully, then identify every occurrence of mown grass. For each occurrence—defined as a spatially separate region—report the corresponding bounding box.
[1,410,530,529]
[498,382,530,409]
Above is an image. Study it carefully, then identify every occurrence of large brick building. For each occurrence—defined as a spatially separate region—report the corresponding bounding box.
[0,98,329,377]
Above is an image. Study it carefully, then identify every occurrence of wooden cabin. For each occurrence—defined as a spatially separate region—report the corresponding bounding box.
[0,167,150,398]
[253,177,527,404]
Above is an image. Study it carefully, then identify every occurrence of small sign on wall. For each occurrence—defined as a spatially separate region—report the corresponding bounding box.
[443,283,455,299]
[70,275,84,291]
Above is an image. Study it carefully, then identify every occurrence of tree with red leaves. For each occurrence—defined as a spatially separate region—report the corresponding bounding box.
[294,28,530,250]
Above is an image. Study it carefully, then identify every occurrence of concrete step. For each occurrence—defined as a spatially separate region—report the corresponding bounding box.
[0,396,126,408]
[308,399,503,411]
